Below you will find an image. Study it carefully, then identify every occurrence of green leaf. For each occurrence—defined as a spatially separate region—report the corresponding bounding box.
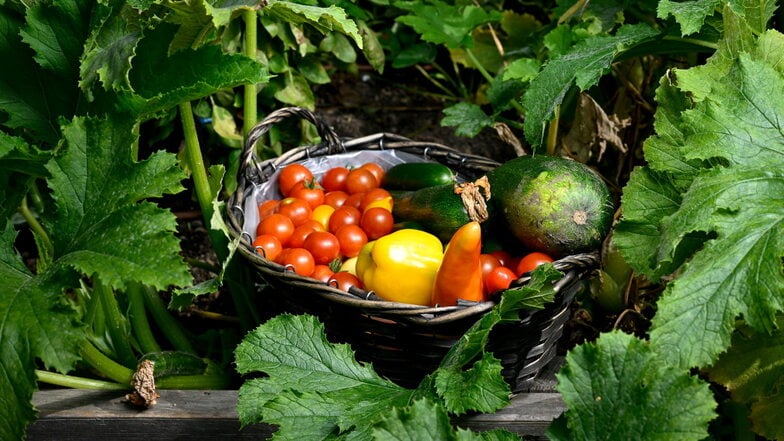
[501,58,540,83]
[44,116,192,291]
[0,221,84,441]
[0,131,52,221]
[629,44,784,369]
[553,331,716,441]
[434,352,509,416]
[358,19,385,73]
[394,0,502,49]
[0,9,80,144]
[521,24,659,147]
[707,318,784,440]
[126,24,271,117]
[658,0,721,35]
[235,314,415,439]
[371,398,520,441]
[19,0,90,75]
[648,166,784,369]
[79,1,143,97]
[263,2,363,49]
[441,102,493,137]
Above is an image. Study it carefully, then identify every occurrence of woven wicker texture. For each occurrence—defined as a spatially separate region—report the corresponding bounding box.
[227,107,599,391]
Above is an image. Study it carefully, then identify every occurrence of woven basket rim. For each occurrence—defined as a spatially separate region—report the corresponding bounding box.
[226,107,600,326]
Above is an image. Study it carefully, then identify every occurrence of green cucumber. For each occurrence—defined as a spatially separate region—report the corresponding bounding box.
[487,155,613,257]
[382,162,456,191]
[391,183,494,243]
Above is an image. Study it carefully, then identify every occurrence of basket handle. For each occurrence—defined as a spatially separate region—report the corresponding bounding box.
[240,107,342,186]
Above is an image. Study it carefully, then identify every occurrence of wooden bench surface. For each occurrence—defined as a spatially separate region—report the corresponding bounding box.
[28,360,565,440]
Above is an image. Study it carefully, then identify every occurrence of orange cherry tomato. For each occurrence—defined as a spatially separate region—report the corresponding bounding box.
[258,199,280,220]
[252,234,282,261]
[275,247,315,277]
[277,197,313,227]
[311,264,335,283]
[359,162,385,185]
[256,213,295,246]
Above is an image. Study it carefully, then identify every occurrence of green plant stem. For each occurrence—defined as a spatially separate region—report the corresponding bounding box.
[180,102,216,228]
[662,35,719,50]
[18,195,52,269]
[546,105,560,156]
[464,48,525,115]
[157,373,231,390]
[243,8,258,136]
[79,340,134,385]
[94,277,137,368]
[36,370,127,390]
[127,282,162,355]
[141,285,196,354]
[179,101,260,331]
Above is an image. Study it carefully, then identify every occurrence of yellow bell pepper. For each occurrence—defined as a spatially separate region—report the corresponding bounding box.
[355,229,444,305]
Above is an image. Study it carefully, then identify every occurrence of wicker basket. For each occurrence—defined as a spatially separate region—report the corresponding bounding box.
[226,107,598,392]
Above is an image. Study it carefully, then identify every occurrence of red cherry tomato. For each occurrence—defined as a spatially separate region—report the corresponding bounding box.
[256,213,295,246]
[288,220,324,249]
[516,252,554,276]
[276,197,313,226]
[278,164,313,197]
[359,188,393,212]
[251,234,282,261]
[303,231,341,265]
[334,224,368,258]
[480,253,502,280]
[484,266,517,294]
[275,247,315,277]
[345,168,378,194]
[328,271,364,292]
[257,199,280,220]
[328,205,361,233]
[321,166,350,192]
[311,264,335,283]
[289,179,325,209]
[343,191,365,209]
[323,190,349,209]
[360,207,394,240]
[490,250,516,270]
[359,162,385,185]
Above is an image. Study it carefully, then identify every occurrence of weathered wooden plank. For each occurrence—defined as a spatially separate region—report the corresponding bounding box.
[27,388,564,440]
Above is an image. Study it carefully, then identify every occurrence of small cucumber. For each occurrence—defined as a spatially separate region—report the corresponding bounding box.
[391,183,494,243]
[381,162,456,191]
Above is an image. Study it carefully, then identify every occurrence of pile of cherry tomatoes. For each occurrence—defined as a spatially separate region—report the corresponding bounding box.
[252,161,553,298]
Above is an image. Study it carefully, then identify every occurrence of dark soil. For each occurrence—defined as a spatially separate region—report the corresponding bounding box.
[313,71,521,164]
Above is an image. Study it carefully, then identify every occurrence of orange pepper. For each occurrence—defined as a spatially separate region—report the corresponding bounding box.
[431,221,485,306]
